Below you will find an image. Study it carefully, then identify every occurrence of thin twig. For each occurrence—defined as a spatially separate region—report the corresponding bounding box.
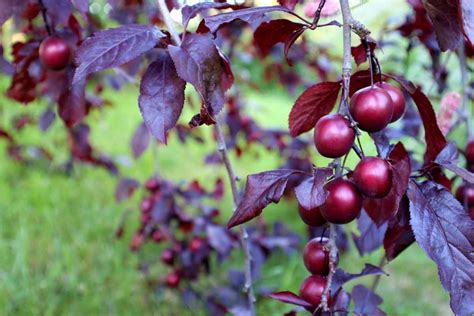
[157,0,181,45]
[458,42,472,139]
[370,255,387,292]
[215,117,256,316]
[156,1,255,312]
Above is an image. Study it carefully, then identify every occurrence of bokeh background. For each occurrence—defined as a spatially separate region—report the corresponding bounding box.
[0,0,457,315]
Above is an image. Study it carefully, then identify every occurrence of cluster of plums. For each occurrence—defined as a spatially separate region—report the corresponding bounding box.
[299,238,332,307]
[300,83,404,226]
[39,36,71,71]
[456,140,474,220]
[296,83,405,306]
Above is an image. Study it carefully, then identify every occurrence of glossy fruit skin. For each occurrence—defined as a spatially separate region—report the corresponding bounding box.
[465,141,474,165]
[350,86,394,132]
[161,249,175,265]
[39,37,71,70]
[165,272,180,288]
[314,114,355,158]
[140,197,153,213]
[455,185,474,207]
[299,275,327,306]
[298,205,327,227]
[303,239,329,275]
[190,237,204,252]
[320,178,362,224]
[353,157,393,198]
[376,82,406,122]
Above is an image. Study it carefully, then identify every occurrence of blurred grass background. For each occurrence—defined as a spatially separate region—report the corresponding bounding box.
[0,0,458,315]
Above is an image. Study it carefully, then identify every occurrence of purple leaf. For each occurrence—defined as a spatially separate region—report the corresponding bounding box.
[0,0,28,26]
[206,224,234,257]
[383,195,415,261]
[73,24,165,84]
[182,2,238,28]
[72,0,89,13]
[201,6,290,34]
[407,180,474,315]
[351,39,376,66]
[364,142,411,226]
[460,0,473,47]
[43,0,72,25]
[352,285,385,316]
[294,167,332,210]
[0,45,14,75]
[138,51,185,144]
[352,210,388,256]
[39,107,56,132]
[332,289,351,315]
[331,264,387,292]
[289,81,342,137]
[253,19,306,58]
[435,142,474,184]
[58,79,87,127]
[115,177,139,202]
[268,291,313,308]
[130,122,150,158]
[227,169,304,228]
[169,34,232,125]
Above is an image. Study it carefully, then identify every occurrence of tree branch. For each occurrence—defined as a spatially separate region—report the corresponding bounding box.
[38,0,52,36]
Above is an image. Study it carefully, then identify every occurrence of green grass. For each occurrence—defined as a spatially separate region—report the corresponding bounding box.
[0,74,452,315]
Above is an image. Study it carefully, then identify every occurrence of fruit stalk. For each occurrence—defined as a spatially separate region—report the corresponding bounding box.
[38,0,52,36]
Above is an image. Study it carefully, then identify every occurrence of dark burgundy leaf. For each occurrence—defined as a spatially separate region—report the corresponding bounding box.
[138,51,185,144]
[130,122,150,158]
[410,88,447,163]
[349,70,378,96]
[71,0,89,13]
[364,142,411,226]
[0,0,28,26]
[58,79,87,127]
[253,19,306,58]
[435,142,474,184]
[201,6,290,34]
[268,291,313,308]
[43,0,72,25]
[331,264,387,292]
[407,180,474,315]
[421,0,463,51]
[351,40,376,66]
[352,285,385,316]
[73,24,165,84]
[227,169,304,228]
[389,75,447,164]
[169,34,232,123]
[383,195,415,261]
[278,0,298,10]
[283,27,306,66]
[294,167,332,210]
[352,210,388,256]
[289,81,341,137]
[115,177,139,202]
